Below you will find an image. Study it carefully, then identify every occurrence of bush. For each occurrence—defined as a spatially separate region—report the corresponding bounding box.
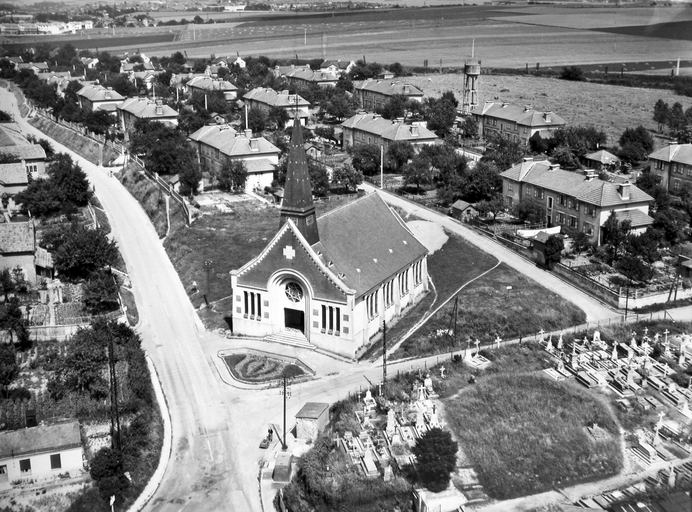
[560,66,585,81]
[412,427,458,492]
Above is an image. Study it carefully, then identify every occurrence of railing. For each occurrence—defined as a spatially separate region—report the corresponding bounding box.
[130,157,193,225]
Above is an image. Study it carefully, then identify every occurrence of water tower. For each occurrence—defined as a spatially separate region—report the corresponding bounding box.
[461,59,481,115]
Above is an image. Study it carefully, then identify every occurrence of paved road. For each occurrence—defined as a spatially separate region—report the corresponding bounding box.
[362,183,616,322]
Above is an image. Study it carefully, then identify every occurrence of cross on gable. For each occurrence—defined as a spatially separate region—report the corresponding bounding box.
[283,245,296,260]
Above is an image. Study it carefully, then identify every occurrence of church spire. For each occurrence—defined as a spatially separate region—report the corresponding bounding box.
[279,109,320,245]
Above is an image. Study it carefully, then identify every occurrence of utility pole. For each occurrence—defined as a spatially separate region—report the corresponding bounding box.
[279,374,291,451]
[204,260,213,306]
[382,320,387,398]
[107,328,121,453]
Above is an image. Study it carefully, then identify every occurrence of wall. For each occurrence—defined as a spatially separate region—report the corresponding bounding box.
[0,253,36,284]
[552,263,620,307]
[2,447,83,485]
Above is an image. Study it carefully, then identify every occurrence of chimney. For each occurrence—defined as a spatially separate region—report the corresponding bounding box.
[105,90,111,99]
[501,102,509,108]
[619,181,631,200]
[244,129,252,138]
[523,157,533,162]
[411,125,419,136]
[321,72,327,79]
[403,84,410,94]
[396,117,404,124]
[372,114,380,120]
[155,99,163,115]
[669,140,679,146]
[544,111,552,123]
[549,163,559,171]
[281,90,289,95]
[524,105,530,112]
[250,138,259,151]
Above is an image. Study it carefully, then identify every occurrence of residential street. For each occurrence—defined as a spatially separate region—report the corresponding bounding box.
[5,84,692,512]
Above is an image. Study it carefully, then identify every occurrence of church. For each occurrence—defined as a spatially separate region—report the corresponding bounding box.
[230,120,430,359]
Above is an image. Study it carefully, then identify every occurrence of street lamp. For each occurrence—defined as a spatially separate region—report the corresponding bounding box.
[203,260,213,306]
[278,371,293,451]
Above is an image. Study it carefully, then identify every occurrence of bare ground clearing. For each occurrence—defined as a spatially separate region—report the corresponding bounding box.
[406,73,692,146]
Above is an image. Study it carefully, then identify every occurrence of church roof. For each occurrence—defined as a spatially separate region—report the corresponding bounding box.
[282,118,314,213]
[314,192,428,297]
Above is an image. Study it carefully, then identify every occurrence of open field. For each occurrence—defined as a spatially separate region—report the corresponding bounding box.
[406,73,692,146]
[444,373,622,500]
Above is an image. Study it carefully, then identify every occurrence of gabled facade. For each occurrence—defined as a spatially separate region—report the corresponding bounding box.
[188,124,280,192]
[187,75,238,101]
[273,64,311,78]
[500,160,654,245]
[0,421,83,491]
[648,143,692,193]
[76,84,124,113]
[319,59,356,76]
[341,113,438,151]
[231,121,429,358]
[0,221,54,283]
[352,80,424,112]
[471,101,566,146]
[117,98,178,132]
[582,149,620,171]
[120,61,155,73]
[242,88,310,127]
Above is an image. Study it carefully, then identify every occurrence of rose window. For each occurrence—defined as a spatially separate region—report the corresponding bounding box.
[285,282,303,302]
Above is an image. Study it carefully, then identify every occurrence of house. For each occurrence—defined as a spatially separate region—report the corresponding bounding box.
[0,221,54,283]
[211,56,230,67]
[582,149,620,172]
[449,199,478,221]
[120,61,155,73]
[0,162,29,200]
[319,59,356,76]
[500,159,654,245]
[304,142,321,160]
[295,402,330,441]
[76,85,124,113]
[79,56,99,69]
[0,421,83,491]
[187,75,238,102]
[470,101,566,146]
[128,70,160,91]
[230,121,429,359]
[117,98,179,133]
[352,80,424,112]
[284,68,339,89]
[648,142,692,193]
[341,113,438,151]
[0,124,47,175]
[233,56,246,69]
[242,88,310,127]
[16,62,49,74]
[188,124,280,192]
[273,64,311,78]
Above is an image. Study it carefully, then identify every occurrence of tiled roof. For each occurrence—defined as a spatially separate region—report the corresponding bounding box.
[77,85,124,102]
[614,209,654,228]
[187,75,238,92]
[649,144,692,166]
[501,161,653,208]
[0,124,28,146]
[585,149,620,164]
[0,421,81,458]
[0,162,28,185]
[341,113,438,143]
[286,68,339,83]
[471,101,566,127]
[275,64,311,76]
[451,199,475,211]
[242,88,310,108]
[0,221,34,253]
[17,62,49,71]
[353,80,424,98]
[314,192,428,297]
[320,59,353,70]
[37,71,72,81]
[121,61,155,72]
[296,402,329,419]
[245,158,276,174]
[117,98,179,119]
[188,124,279,157]
[0,144,46,160]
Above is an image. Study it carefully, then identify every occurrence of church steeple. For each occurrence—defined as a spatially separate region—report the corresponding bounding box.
[280,114,320,245]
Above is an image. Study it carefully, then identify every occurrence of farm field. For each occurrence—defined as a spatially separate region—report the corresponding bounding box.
[405,73,692,146]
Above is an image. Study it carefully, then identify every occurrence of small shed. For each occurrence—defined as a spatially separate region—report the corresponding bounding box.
[449,200,478,221]
[582,149,620,171]
[295,402,329,441]
[272,451,293,482]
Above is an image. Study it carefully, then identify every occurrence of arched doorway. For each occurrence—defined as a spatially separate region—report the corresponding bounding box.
[269,273,311,337]
[283,282,305,332]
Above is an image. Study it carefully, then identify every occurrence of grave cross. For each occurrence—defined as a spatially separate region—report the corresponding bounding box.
[654,411,665,445]
[475,339,481,355]
[557,332,563,350]
[664,329,670,344]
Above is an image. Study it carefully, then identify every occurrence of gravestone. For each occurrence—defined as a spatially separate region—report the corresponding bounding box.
[424,375,434,395]
[416,410,425,432]
[611,345,618,361]
[593,331,601,343]
[386,409,396,436]
[440,366,446,379]
[557,332,564,350]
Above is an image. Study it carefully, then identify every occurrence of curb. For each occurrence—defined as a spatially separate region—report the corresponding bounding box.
[125,356,173,512]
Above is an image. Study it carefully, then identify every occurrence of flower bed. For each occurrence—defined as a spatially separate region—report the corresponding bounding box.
[222,353,307,383]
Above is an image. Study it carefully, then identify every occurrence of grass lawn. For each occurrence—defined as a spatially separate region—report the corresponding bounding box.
[391,261,586,360]
[163,196,358,328]
[444,374,622,500]
[363,231,498,360]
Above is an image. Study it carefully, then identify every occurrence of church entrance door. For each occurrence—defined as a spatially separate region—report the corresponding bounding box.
[284,308,304,333]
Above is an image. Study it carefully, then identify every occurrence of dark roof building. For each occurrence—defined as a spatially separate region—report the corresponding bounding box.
[342,113,438,150]
[352,80,424,112]
[649,142,692,193]
[231,121,430,359]
[471,101,566,146]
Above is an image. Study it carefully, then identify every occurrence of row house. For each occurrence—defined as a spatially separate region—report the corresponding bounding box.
[648,142,692,193]
[273,63,311,79]
[242,88,310,127]
[284,68,339,88]
[186,75,238,102]
[500,159,654,245]
[470,101,566,146]
[76,85,124,113]
[188,124,280,192]
[341,113,438,151]
[352,80,424,112]
[117,98,178,133]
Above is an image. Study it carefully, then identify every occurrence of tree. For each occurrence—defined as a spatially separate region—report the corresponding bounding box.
[0,298,29,347]
[83,269,120,315]
[512,197,545,224]
[0,109,12,122]
[350,144,381,176]
[308,162,330,197]
[636,171,670,211]
[462,161,501,202]
[0,268,16,301]
[475,196,505,221]
[669,102,686,132]
[402,154,432,194]
[617,252,654,284]
[48,153,92,207]
[376,94,409,120]
[0,342,18,398]
[460,116,479,139]
[180,160,203,195]
[551,145,580,169]
[560,65,585,81]
[42,223,118,280]
[129,120,198,178]
[619,126,654,164]
[572,232,592,253]
[242,107,267,134]
[424,95,457,137]
[386,141,414,172]
[602,211,631,264]
[626,229,661,265]
[217,160,248,192]
[481,133,525,170]
[652,209,685,245]
[653,99,669,132]
[63,326,109,396]
[322,89,358,121]
[331,164,363,192]
[412,427,458,492]
[544,235,564,269]
[268,106,289,130]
